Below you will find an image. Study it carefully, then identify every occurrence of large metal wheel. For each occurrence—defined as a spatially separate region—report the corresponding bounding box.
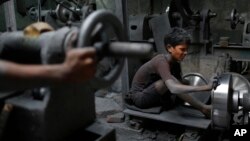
[77,10,125,88]
[182,73,210,105]
[227,72,250,125]
[212,72,250,130]
[227,73,250,105]
[212,73,232,130]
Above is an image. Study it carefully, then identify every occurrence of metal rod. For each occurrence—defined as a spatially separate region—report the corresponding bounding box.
[38,0,41,21]
[3,0,16,31]
[115,0,129,108]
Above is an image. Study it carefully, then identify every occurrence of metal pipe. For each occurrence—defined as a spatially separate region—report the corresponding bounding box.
[38,0,42,21]
[115,0,129,106]
[3,0,16,31]
[0,32,41,63]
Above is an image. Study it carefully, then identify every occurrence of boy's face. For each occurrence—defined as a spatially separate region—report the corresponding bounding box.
[167,43,188,61]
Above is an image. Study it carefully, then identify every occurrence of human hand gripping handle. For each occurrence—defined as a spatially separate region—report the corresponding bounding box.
[61,32,97,83]
[61,48,96,82]
[207,74,220,90]
[59,30,153,83]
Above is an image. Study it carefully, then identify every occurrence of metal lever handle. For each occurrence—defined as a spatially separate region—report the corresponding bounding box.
[94,42,153,58]
[212,76,221,90]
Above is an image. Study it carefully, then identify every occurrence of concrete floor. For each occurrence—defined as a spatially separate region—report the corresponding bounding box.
[95,91,203,141]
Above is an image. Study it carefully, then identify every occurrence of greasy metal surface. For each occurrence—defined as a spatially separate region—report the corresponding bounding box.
[124,106,211,129]
[212,73,231,130]
[182,73,210,105]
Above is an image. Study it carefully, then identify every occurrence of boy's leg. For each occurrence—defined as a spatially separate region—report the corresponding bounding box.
[130,81,169,109]
[154,80,211,117]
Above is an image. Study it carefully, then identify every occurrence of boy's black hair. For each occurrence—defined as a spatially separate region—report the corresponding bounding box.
[164,27,191,47]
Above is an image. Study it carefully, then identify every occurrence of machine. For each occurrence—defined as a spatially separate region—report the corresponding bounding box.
[2,0,250,140]
[213,8,250,74]
[0,9,152,141]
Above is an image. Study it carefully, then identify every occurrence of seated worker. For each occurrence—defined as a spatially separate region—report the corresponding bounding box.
[126,27,213,117]
[0,36,96,92]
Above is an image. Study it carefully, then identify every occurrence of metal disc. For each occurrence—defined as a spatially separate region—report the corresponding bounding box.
[228,72,250,126]
[212,73,232,130]
[77,10,125,88]
[182,73,210,105]
[212,72,250,130]
[227,72,250,105]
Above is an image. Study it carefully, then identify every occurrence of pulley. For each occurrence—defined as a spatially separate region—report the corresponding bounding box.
[211,72,250,130]
[182,73,210,105]
[77,10,125,88]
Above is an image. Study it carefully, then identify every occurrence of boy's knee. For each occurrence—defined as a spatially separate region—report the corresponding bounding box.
[154,80,167,94]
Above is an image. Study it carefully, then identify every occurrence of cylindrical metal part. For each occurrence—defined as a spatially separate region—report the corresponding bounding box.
[77,10,125,88]
[232,91,239,113]
[0,27,72,64]
[107,42,153,58]
[212,73,232,130]
[38,0,41,21]
[0,32,41,64]
[243,93,250,112]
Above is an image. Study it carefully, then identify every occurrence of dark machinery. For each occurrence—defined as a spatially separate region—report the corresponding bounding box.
[213,8,250,75]
[0,10,152,141]
[169,0,216,54]
[148,0,216,54]
[225,8,250,47]
[15,0,96,29]
[50,0,96,27]
[211,8,250,129]
[211,11,250,133]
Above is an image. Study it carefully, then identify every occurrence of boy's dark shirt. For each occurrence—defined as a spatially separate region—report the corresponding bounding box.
[130,54,182,93]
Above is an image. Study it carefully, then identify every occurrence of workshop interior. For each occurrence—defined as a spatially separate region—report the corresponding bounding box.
[0,0,250,141]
